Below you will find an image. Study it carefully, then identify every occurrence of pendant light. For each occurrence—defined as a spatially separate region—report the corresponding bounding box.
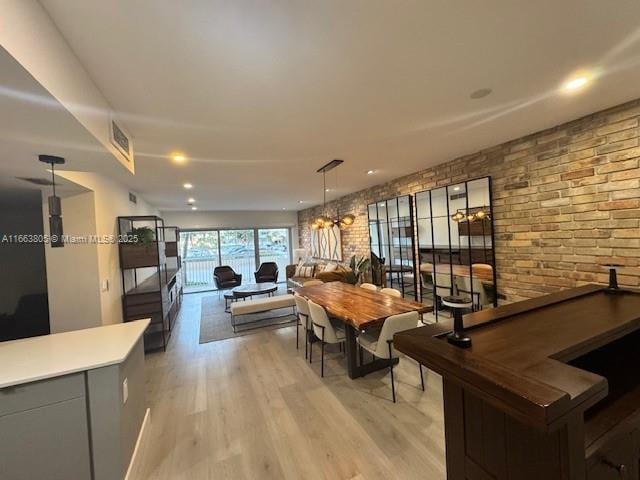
[39,154,65,248]
[309,159,356,230]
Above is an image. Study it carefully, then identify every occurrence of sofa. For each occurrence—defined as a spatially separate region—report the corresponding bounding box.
[286,260,351,289]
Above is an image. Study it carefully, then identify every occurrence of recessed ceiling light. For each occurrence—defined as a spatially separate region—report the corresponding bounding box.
[563,76,589,92]
[183,183,193,189]
[325,188,332,192]
[453,187,460,191]
[187,197,195,204]
[282,207,286,210]
[171,152,186,163]
[470,88,492,99]
[298,200,304,204]
[367,170,376,175]
[191,206,198,211]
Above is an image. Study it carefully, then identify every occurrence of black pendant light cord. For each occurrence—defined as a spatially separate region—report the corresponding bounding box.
[50,162,57,197]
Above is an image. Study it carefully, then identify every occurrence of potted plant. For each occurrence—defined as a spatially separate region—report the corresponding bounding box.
[344,255,371,285]
[129,226,155,248]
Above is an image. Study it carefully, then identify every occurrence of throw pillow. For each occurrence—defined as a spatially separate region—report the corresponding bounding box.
[295,264,314,278]
[323,262,337,273]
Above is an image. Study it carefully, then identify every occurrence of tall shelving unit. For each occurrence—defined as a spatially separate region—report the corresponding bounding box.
[117,216,182,352]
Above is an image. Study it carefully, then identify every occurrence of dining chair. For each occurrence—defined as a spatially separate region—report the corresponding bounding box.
[380,287,401,298]
[303,279,323,287]
[294,294,311,358]
[356,311,424,403]
[307,300,346,377]
[360,283,378,291]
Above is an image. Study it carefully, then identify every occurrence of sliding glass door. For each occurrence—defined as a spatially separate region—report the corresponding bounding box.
[181,227,291,293]
[182,230,219,292]
[220,229,256,283]
[258,228,290,281]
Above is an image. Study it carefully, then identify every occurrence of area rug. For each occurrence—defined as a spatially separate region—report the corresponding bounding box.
[199,295,297,344]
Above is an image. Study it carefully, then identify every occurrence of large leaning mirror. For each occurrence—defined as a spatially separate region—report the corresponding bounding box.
[415,177,497,319]
[367,195,417,299]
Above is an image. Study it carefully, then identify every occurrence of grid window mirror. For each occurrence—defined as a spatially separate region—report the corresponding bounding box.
[367,195,417,300]
[415,177,497,319]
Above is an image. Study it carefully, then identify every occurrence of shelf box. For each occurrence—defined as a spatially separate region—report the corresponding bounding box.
[165,241,178,257]
[120,243,161,269]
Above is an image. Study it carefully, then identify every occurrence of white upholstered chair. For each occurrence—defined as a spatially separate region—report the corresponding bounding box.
[360,283,378,291]
[308,300,346,377]
[294,295,311,358]
[357,311,424,402]
[380,287,402,298]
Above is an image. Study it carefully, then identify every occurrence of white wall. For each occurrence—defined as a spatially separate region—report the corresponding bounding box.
[43,190,102,333]
[161,210,300,249]
[50,171,158,327]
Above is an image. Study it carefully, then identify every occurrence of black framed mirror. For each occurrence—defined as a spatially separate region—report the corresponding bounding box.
[415,177,496,318]
[367,195,417,299]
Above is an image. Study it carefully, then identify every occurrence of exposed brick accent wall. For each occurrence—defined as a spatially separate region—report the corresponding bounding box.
[298,99,640,302]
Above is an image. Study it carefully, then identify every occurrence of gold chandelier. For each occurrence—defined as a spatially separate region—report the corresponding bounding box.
[451,207,489,223]
[310,160,356,230]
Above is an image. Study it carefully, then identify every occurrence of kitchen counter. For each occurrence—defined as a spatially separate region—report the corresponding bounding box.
[0,319,149,388]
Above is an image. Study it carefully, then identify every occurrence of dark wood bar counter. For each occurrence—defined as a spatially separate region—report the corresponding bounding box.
[394,284,640,480]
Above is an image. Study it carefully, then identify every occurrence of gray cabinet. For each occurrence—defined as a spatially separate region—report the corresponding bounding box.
[0,374,91,480]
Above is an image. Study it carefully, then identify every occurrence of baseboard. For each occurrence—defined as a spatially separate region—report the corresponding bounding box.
[124,408,151,480]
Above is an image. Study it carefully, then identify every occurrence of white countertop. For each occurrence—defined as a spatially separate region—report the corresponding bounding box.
[0,319,150,389]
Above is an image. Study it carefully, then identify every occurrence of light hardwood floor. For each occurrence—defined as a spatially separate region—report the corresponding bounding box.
[129,291,446,480]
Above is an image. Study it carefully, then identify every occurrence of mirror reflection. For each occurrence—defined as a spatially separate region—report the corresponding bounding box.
[367,195,417,299]
[416,177,496,319]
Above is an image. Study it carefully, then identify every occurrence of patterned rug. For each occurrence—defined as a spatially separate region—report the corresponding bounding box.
[199,295,297,344]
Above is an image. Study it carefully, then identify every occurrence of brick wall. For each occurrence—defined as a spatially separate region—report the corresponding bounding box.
[298,99,640,302]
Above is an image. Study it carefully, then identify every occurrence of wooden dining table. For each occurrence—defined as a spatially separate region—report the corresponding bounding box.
[294,281,432,379]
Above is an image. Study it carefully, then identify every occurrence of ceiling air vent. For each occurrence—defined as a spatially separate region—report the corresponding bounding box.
[110,118,133,163]
[17,177,54,186]
[129,192,137,204]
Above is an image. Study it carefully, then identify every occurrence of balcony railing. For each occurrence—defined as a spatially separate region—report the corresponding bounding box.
[183,253,290,293]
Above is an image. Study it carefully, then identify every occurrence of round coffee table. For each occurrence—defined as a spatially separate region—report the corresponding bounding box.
[224,282,278,312]
[232,282,278,299]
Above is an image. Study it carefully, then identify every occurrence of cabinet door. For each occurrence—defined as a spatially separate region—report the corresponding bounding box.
[0,397,92,480]
[587,432,637,480]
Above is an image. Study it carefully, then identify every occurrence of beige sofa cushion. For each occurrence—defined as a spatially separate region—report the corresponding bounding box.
[230,294,295,316]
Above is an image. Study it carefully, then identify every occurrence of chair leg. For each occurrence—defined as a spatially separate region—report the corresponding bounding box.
[296,319,299,350]
[388,341,396,403]
[419,363,425,391]
[304,316,309,360]
[309,335,313,364]
[343,341,346,357]
[321,327,325,378]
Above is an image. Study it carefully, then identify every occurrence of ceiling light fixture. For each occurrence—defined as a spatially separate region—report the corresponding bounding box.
[367,169,376,175]
[171,152,186,163]
[187,197,195,204]
[470,88,492,99]
[564,77,588,91]
[309,160,356,230]
[183,183,193,189]
[191,206,198,211]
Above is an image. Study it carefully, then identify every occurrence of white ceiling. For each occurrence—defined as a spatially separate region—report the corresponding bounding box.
[25,1,640,210]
